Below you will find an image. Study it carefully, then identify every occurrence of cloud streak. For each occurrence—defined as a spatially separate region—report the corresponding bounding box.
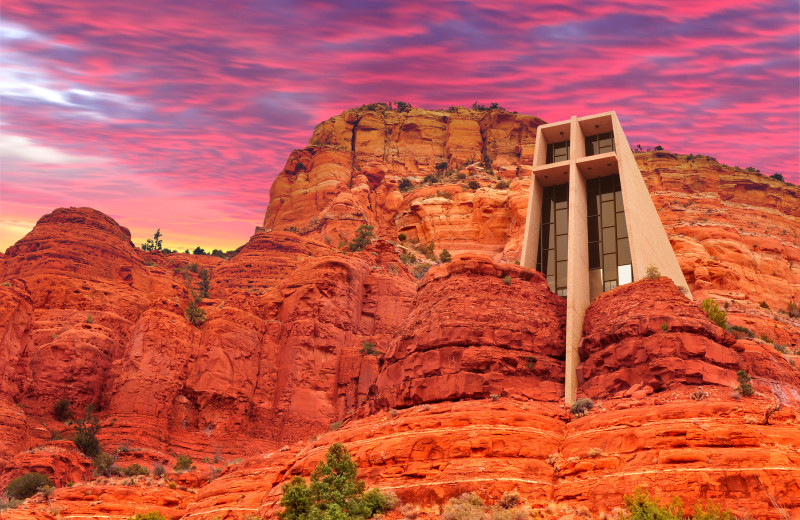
[1,0,797,250]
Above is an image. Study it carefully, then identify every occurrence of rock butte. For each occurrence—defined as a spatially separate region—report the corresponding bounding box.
[1,105,798,519]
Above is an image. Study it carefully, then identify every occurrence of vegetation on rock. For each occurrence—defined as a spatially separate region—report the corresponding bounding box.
[700,298,727,330]
[5,472,53,500]
[279,442,396,520]
[620,487,735,519]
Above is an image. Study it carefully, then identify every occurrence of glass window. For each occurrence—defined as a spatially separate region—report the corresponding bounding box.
[601,202,615,227]
[604,253,617,276]
[556,235,568,260]
[556,261,568,287]
[588,216,599,242]
[618,264,633,285]
[589,243,601,269]
[615,190,624,211]
[617,238,631,265]
[555,208,568,231]
[602,228,616,252]
[616,212,628,237]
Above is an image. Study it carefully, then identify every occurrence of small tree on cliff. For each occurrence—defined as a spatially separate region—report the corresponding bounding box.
[141,229,163,252]
[279,443,395,520]
[73,406,102,458]
[347,225,375,252]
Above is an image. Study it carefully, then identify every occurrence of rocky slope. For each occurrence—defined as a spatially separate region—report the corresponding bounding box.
[1,105,799,518]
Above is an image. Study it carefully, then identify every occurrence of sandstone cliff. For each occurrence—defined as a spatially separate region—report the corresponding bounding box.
[1,106,799,518]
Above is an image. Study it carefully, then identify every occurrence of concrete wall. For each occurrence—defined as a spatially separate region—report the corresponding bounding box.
[522,111,690,405]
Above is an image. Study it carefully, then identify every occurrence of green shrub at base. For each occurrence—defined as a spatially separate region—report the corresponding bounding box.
[5,472,53,500]
[620,487,735,520]
[279,442,395,520]
[127,512,167,520]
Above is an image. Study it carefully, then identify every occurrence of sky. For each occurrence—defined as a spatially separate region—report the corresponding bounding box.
[1,0,798,252]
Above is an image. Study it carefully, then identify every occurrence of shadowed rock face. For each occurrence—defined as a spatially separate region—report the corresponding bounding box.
[1,107,799,518]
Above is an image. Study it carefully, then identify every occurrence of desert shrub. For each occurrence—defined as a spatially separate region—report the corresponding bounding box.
[153,463,166,478]
[456,173,467,180]
[690,387,708,401]
[759,300,770,309]
[502,276,512,285]
[128,513,167,520]
[423,174,437,184]
[93,451,119,476]
[54,398,72,421]
[400,252,417,265]
[360,342,380,356]
[570,397,594,416]
[173,454,194,472]
[278,442,394,519]
[491,507,528,520]
[498,491,521,509]
[398,178,413,192]
[620,487,735,520]
[330,421,342,431]
[587,447,603,458]
[468,180,480,190]
[736,370,754,397]
[5,472,53,500]
[661,323,668,332]
[439,249,452,263]
[184,299,206,326]
[786,302,799,318]
[436,160,448,172]
[727,325,754,339]
[87,314,94,324]
[73,409,102,458]
[395,101,411,111]
[436,189,453,199]
[495,180,509,189]
[211,249,227,258]
[701,299,727,330]
[122,463,149,477]
[413,263,432,280]
[443,492,486,520]
[645,264,660,279]
[192,247,207,255]
[348,225,375,252]
[398,233,407,241]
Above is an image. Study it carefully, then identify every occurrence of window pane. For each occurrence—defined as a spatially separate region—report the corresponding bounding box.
[601,202,615,227]
[588,216,599,242]
[547,276,555,290]
[602,228,616,252]
[616,212,627,237]
[601,175,614,194]
[618,264,633,285]
[556,261,568,287]
[555,208,568,232]
[587,192,599,216]
[546,144,554,163]
[615,190,624,211]
[604,253,617,277]
[556,235,568,260]
[604,280,618,291]
[589,243,601,269]
[617,238,631,265]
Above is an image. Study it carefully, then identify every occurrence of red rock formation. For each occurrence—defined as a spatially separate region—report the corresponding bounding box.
[374,255,566,408]
[2,107,799,518]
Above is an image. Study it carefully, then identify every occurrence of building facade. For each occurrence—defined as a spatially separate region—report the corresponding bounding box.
[520,111,690,404]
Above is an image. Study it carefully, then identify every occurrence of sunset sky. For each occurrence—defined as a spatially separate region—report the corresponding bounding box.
[2,0,798,252]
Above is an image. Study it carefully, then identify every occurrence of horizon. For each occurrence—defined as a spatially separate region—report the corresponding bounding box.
[2,0,799,252]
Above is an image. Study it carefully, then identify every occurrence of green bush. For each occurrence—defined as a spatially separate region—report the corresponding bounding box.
[736,370,754,397]
[122,463,150,477]
[645,264,660,279]
[141,229,163,252]
[787,302,799,318]
[73,409,102,458]
[173,454,194,472]
[192,246,207,255]
[759,300,770,309]
[184,299,206,326]
[5,472,53,500]
[439,249,452,263]
[570,397,594,416]
[54,398,72,421]
[620,487,735,520]
[413,263,432,280]
[502,276,512,285]
[701,299,727,330]
[467,180,480,190]
[398,178,413,192]
[397,233,407,242]
[197,268,212,299]
[348,225,375,252]
[93,452,118,476]
[278,442,395,519]
[728,325,754,339]
[494,180,509,189]
[360,342,380,356]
